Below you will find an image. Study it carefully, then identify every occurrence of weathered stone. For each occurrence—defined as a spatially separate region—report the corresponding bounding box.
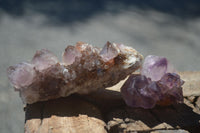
[25,95,106,133]
[179,71,200,96]
[150,129,189,133]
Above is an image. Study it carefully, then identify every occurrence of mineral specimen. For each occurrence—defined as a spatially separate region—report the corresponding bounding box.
[121,55,184,109]
[32,49,59,71]
[141,55,175,81]
[7,42,143,104]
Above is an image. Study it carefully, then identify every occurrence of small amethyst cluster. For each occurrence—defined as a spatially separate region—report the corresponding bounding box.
[7,42,143,104]
[121,55,184,109]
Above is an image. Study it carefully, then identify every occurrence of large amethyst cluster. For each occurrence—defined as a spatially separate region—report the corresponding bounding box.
[121,55,184,109]
[7,42,143,104]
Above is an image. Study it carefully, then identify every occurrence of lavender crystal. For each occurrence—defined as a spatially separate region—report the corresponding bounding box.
[7,42,143,104]
[32,49,59,71]
[62,45,82,66]
[121,55,184,109]
[7,62,36,90]
[100,41,119,62]
[141,55,175,81]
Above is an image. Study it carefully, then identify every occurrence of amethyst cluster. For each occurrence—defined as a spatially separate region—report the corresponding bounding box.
[7,42,143,104]
[121,55,184,109]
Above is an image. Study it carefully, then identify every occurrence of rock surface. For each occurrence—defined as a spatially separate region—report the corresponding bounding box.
[24,72,200,133]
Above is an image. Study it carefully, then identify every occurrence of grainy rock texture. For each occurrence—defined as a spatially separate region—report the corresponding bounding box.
[25,72,200,133]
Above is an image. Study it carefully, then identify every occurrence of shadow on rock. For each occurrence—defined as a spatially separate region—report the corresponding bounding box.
[25,89,200,132]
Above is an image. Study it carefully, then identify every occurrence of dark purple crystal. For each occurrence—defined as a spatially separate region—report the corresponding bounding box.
[121,55,184,109]
[121,75,159,109]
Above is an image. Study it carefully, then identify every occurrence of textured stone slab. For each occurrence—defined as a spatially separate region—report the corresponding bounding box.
[150,129,189,133]
[25,95,106,133]
[105,102,200,133]
[196,97,200,109]
[25,72,200,133]
[179,71,200,96]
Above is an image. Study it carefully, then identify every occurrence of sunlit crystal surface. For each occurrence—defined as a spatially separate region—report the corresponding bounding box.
[32,49,58,71]
[141,55,176,81]
[100,42,119,62]
[7,62,36,90]
[62,46,81,66]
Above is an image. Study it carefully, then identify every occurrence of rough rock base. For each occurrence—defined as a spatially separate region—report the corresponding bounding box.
[25,72,200,133]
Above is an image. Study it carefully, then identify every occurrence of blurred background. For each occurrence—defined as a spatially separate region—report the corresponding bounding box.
[0,0,200,132]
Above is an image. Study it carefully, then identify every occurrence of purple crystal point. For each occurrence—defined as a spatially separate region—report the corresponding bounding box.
[141,55,175,81]
[121,55,184,109]
[100,42,119,62]
[7,62,36,90]
[62,45,82,66]
[32,49,58,71]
